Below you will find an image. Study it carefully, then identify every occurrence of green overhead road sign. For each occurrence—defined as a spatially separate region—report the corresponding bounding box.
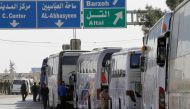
[84,9,126,28]
[83,0,126,28]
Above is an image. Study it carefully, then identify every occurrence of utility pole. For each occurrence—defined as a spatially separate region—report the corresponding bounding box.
[70,29,81,50]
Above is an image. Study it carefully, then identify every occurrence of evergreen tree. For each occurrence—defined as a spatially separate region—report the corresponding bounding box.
[166,0,184,10]
[140,6,164,35]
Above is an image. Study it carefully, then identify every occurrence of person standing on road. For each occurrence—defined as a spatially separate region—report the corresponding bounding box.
[7,80,11,95]
[41,83,49,109]
[31,82,38,102]
[21,81,28,101]
[2,80,5,94]
[0,80,3,94]
[4,80,7,94]
[58,81,67,109]
[37,82,41,102]
[100,87,109,109]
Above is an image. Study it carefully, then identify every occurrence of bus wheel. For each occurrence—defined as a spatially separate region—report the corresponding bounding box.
[109,98,112,109]
[88,96,91,109]
[75,95,78,109]
[119,98,121,109]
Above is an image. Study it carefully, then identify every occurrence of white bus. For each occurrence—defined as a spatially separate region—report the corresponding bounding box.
[142,12,172,109]
[109,48,142,109]
[47,50,88,108]
[142,1,190,109]
[11,78,31,94]
[75,47,121,109]
[167,1,190,108]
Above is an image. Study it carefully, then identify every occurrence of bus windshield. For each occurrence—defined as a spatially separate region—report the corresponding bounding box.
[130,53,141,69]
[62,56,79,65]
[13,80,23,85]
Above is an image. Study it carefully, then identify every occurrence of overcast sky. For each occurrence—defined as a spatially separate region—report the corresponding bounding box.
[0,0,169,73]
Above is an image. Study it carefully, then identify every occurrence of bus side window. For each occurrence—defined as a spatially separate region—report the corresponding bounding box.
[130,53,141,69]
[122,70,125,77]
[157,37,167,67]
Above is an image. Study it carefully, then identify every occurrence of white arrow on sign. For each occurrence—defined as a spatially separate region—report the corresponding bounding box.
[113,0,119,5]
[55,20,64,27]
[10,20,19,28]
[113,11,123,25]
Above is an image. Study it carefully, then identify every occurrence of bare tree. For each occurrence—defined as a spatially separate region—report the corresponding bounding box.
[9,60,16,74]
[9,60,16,80]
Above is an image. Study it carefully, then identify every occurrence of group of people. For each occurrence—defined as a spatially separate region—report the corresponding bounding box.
[0,80,11,94]
[20,81,49,109]
[19,80,73,109]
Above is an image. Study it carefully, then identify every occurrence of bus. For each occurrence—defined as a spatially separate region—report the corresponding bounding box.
[142,12,172,109]
[109,48,142,109]
[11,78,31,94]
[167,1,190,108]
[75,47,121,109]
[142,1,190,109]
[47,50,88,108]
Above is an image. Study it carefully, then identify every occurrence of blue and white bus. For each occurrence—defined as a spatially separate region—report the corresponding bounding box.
[75,47,121,109]
[47,50,88,108]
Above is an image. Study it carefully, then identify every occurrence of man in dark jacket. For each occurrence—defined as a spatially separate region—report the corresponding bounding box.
[41,83,49,109]
[58,81,67,108]
[37,82,41,102]
[21,81,28,101]
[31,82,38,102]
[0,81,3,94]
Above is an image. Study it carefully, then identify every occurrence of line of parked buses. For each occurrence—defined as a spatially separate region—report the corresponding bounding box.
[40,1,190,109]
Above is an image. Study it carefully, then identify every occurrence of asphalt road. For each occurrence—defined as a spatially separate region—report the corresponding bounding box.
[0,94,43,109]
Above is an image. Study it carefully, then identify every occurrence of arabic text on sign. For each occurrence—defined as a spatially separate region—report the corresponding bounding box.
[0,3,31,11]
[42,2,77,11]
[87,10,110,20]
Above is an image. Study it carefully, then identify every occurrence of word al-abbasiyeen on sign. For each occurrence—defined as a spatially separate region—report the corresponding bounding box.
[0,0,81,29]
[37,0,81,28]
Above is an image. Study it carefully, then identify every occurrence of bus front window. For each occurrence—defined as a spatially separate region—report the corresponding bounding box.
[130,53,141,69]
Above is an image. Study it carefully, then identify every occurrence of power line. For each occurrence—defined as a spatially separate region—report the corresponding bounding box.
[0,42,60,48]
[83,38,142,44]
[0,38,142,46]
[0,38,53,44]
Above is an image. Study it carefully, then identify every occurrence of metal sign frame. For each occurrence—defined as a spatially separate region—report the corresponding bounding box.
[83,0,126,28]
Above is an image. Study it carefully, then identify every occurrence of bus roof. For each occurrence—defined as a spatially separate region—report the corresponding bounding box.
[49,50,89,58]
[81,47,122,55]
[112,48,141,56]
[148,12,172,40]
[175,0,189,12]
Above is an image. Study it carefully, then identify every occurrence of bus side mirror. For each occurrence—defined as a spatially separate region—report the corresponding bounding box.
[157,37,166,67]
[140,56,145,72]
